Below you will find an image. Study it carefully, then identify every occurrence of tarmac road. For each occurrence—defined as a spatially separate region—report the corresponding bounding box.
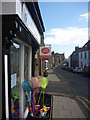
[45,64,89,118]
[45,65,88,99]
[54,64,88,99]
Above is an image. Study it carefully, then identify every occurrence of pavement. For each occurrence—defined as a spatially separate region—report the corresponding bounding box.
[46,69,86,119]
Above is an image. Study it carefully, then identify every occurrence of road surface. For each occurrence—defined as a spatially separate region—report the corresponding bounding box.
[46,64,88,99]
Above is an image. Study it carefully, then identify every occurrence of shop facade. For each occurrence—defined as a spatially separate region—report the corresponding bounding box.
[2,1,45,119]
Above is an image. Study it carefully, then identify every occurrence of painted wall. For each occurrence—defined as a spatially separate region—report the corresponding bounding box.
[68,56,71,67]
[2,2,16,15]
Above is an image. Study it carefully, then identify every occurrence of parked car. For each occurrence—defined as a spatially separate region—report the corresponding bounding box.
[61,65,66,70]
[68,67,73,72]
[73,67,83,74]
[62,64,68,70]
[77,68,83,74]
[63,63,67,66]
[73,67,78,73]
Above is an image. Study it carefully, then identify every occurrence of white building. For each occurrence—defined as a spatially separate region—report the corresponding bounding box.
[79,40,90,69]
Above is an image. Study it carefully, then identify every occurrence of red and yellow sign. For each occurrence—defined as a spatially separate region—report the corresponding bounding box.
[40,46,51,60]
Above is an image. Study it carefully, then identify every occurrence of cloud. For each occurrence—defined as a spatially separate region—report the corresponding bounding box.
[45,27,88,47]
[79,13,88,21]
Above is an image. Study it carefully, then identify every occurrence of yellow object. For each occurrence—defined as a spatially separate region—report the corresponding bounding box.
[43,105,47,112]
[76,97,90,111]
[41,77,48,89]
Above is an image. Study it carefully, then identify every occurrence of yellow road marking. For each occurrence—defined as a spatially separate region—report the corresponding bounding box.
[80,96,90,104]
[76,97,90,111]
[76,96,90,104]
[46,92,90,111]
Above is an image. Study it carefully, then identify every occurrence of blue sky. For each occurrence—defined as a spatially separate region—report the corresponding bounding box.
[39,2,88,58]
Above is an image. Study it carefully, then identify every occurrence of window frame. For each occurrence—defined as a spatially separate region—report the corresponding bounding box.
[10,38,32,118]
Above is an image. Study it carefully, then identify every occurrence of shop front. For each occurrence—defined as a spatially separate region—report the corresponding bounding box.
[1,1,46,119]
[2,14,40,119]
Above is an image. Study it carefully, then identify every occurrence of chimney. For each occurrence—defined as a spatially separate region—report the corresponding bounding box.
[75,46,79,52]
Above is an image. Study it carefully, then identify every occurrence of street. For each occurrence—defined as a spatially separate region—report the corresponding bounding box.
[45,64,89,118]
[46,64,88,99]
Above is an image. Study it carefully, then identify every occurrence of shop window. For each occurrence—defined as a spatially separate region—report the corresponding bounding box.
[10,42,31,117]
[24,46,29,80]
[10,42,21,118]
[24,46,29,111]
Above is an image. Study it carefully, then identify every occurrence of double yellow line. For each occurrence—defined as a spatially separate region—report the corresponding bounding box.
[47,92,90,111]
[46,92,90,111]
[76,96,90,111]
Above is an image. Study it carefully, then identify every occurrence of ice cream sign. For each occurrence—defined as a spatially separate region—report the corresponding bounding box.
[40,46,51,59]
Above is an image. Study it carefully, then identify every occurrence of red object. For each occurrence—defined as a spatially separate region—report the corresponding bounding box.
[40,108,43,114]
[28,106,32,112]
[35,105,40,109]
[40,55,51,60]
[13,109,15,113]
[47,107,50,111]
[41,47,50,54]
[35,105,40,115]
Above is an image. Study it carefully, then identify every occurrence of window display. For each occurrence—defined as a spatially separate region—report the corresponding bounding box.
[10,42,21,118]
[24,46,29,80]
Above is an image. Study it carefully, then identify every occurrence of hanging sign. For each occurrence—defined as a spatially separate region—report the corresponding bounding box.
[40,46,51,60]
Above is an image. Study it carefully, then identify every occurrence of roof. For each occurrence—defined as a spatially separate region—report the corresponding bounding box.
[81,40,90,52]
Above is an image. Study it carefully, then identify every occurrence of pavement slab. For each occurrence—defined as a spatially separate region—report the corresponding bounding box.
[47,73,61,82]
[52,96,85,119]
[46,70,87,119]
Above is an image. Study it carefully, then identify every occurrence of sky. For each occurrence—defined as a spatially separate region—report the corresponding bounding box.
[39,2,88,58]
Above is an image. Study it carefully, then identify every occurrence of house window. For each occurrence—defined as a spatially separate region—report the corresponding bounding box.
[85,52,87,59]
[89,51,90,60]
[81,61,83,68]
[81,52,82,59]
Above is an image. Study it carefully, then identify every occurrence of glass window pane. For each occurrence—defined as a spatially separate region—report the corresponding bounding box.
[24,46,29,111]
[24,46,29,80]
[10,42,21,118]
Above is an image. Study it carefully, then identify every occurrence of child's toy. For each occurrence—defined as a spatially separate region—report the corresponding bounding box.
[22,77,50,119]
[11,92,20,118]
[35,104,40,116]
[22,80,33,116]
[24,91,33,116]
[39,106,50,118]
